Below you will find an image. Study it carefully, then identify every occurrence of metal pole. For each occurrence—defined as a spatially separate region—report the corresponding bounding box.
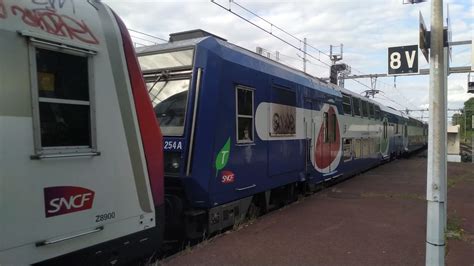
[470,113,473,162]
[443,44,448,230]
[303,38,307,73]
[464,110,467,141]
[426,0,446,265]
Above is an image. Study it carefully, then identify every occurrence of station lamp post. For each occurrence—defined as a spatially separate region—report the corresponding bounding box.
[426,0,446,265]
[406,0,447,265]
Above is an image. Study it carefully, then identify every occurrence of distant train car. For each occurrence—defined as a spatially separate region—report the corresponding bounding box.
[0,1,164,264]
[136,30,427,239]
[407,117,428,151]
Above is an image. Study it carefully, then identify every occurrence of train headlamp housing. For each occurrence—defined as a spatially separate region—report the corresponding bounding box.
[164,152,181,175]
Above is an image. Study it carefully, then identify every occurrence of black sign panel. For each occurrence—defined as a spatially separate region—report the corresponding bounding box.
[419,11,429,63]
[388,45,419,75]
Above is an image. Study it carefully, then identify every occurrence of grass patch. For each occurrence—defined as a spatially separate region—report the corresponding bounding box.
[446,213,464,241]
[447,172,474,188]
[447,178,457,189]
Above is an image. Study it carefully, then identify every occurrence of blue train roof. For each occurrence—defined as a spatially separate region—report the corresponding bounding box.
[136,36,341,98]
[136,33,425,125]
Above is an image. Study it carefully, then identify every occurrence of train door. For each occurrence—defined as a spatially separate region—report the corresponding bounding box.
[321,111,331,170]
[304,99,315,173]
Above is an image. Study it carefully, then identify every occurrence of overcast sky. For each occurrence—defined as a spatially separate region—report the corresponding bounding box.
[105,0,473,122]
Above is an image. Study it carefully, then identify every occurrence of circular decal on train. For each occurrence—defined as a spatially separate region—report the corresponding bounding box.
[314,104,342,173]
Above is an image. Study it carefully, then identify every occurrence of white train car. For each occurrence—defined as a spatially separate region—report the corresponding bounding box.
[0,0,164,264]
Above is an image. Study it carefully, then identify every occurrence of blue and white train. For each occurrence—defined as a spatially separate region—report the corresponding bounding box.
[136,30,427,239]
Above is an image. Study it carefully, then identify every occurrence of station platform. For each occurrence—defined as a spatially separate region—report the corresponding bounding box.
[161,155,474,265]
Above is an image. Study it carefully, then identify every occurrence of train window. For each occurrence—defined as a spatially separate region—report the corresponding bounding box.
[343,138,352,161]
[369,103,375,119]
[395,123,399,134]
[362,139,369,157]
[404,124,408,138]
[32,47,95,152]
[331,114,337,142]
[342,94,352,115]
[149,79,190,136]
[323,112,329,143]
[361,100,369,117]
[383,120,388,139]
[270,87,296,136]
[353,98,361,116]
[236,86,254,143]
[138,49,194,71]
[354,139,361,158]
[374,105,381,120]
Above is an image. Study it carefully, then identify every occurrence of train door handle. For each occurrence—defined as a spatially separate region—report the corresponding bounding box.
[236,184,256,191]
[36,226,104,247]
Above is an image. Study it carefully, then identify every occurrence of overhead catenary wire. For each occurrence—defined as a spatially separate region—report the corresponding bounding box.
[229,0,331,59]
[128,29,168,42]
[349,65,420,111]
[374,95,409,110]
[211,0,420,116]
[132,41,147,47]
[211,0,332,68]
[261,47,330,70]
[348,77,420,115]
[129,35,159,45]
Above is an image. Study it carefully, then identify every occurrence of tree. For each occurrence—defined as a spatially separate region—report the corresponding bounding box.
[452,113,462,126]
[454,97,474,142]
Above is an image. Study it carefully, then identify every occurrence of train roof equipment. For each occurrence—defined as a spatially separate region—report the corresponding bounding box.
[136,30,340,98]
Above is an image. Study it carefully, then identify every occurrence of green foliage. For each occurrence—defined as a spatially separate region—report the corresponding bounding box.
[446,213,464,241]
[451,97,474,142]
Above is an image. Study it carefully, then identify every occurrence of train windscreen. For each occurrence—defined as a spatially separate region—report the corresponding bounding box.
[146,78,190,136]
[139,49,193,70]
[139,49,194,136]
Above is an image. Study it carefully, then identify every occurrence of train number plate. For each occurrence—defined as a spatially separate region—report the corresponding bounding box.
[164,140,183,151]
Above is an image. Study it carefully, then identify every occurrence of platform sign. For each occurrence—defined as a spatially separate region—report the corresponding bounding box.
[419,11,430,63]
[387,45,419,75]
[447,5,452,62]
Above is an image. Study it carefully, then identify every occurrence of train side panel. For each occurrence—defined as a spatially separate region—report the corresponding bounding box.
[136,32,427,239]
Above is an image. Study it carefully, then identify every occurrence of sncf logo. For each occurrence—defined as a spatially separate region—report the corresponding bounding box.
[44,186,95,218]
[221,171,235,184]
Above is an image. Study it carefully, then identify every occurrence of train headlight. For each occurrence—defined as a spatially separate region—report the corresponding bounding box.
[164,152,181,174]
[171,161,180,169]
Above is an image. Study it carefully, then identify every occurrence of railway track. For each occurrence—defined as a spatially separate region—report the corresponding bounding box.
[461,142,473,162]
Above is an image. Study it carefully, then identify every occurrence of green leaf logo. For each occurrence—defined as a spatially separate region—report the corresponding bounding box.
[215,138,231,177]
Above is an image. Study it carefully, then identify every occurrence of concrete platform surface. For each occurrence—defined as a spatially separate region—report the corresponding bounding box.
[160,157,474,266]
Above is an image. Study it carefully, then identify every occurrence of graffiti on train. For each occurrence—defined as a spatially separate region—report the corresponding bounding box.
[0,0,6,19]
[1,0,99,45]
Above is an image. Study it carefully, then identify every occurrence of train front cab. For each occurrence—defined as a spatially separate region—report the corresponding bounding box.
[137,37,262,239]
[0,1,164,265]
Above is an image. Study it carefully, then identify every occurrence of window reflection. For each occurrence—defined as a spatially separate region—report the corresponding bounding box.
[147,79,190,136]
